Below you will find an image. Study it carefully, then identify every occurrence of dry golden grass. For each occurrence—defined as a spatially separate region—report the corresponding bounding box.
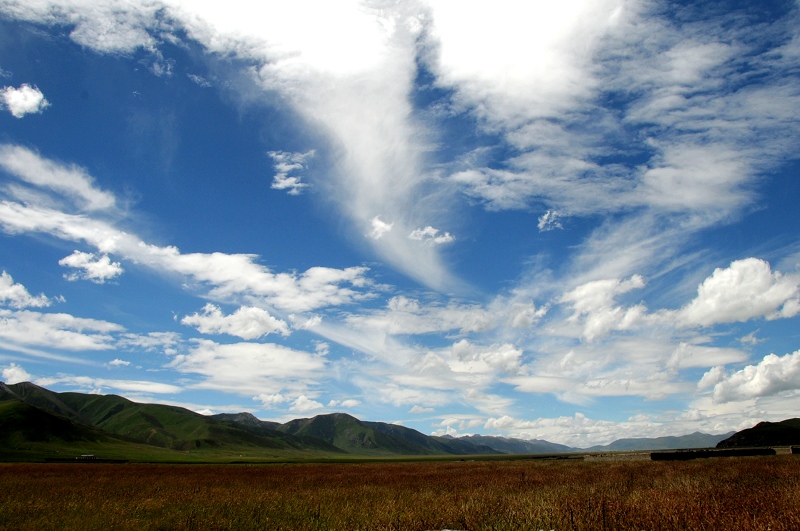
[1,455,799,530]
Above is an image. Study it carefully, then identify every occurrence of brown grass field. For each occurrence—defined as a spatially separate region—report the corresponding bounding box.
[1,455,799,530]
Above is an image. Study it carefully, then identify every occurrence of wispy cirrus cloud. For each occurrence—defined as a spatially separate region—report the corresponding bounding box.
[268,150,314,195]
[0,147,374,314]
[0,144,116,212]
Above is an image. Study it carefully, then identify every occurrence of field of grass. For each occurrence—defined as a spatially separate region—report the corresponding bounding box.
[1,455,799,530]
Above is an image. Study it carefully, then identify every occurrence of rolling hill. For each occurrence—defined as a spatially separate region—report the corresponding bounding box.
[0,381,740,460]
[0,382,497,459]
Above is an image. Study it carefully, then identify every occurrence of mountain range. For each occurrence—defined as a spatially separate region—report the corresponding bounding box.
[0,381,739,461]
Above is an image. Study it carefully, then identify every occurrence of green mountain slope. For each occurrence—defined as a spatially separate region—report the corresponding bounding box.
[0,399,108,446]
[277,413,499,455]
[0,382,342,455]
[278,413,412,455]
[366,420,499,455]
[717,419,800,448]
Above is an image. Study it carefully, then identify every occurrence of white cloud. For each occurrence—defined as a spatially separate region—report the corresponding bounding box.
[117,332,181,353]
[409,405,433,414]
[505,301,548,329]
[666,343,748,370]
[2,362,32,384]
[0,144,116,211]
[0,84,50,117]
[181,303,290,339]
[107,358,131,368]
[0,271,52,309]
[676,258,800,327]
[394,340,523,398]
[408,226,455,245]
[59,250,123,283]
[327,398,360,409]
[537,210,563,232]
[0,199,374,313]
[739,331,763,346]
[559,275,647,342]
[255,393,288,409]
[368,216,393,240]
[187,73,211,87]
[268,150,314,195]
[291,394,324,412]
[0,309,122,351]
[167,339,327,396]
[479,412,686,448]
[346,295,493,335]
[711,350,800,403]
[38,375,182,395]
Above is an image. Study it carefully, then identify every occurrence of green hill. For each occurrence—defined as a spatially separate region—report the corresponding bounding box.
[0,382,344,458]
[0,382,501,460]
[0,399,108,445]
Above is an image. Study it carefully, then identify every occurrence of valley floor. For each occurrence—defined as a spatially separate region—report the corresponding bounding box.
[2,455,799,530]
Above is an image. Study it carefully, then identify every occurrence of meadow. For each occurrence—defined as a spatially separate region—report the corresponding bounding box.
[1,455,799,530]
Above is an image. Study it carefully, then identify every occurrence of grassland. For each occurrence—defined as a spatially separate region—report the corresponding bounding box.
[1,455,799,530]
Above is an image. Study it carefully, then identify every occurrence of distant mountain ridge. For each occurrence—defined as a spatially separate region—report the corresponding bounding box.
[452,434,573,454]
[1,381,736,459]
[584,432,734,452]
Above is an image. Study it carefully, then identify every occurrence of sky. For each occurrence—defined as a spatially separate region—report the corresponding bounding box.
[0,0,799,448]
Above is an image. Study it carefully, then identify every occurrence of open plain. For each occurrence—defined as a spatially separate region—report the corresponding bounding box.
[2,455,799,530]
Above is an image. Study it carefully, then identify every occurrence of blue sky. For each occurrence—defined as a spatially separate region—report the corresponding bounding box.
[0,0,799,447]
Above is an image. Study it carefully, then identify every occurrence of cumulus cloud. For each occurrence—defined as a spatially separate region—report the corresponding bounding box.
[255,393,288,409]
[505,302,548,329]
[291,395,324,412]
[0,84,50,117]
[395,340,523,399]
[59,250,124,283]
[0,271,52,309]
[2,362,32,384]
[559,275,647,342]
[181,303,290,339]
[268,150,314,195]
[711,350,800,403]
[677,258,800,327]
[408,226,455,245]
[107,358,131,368]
